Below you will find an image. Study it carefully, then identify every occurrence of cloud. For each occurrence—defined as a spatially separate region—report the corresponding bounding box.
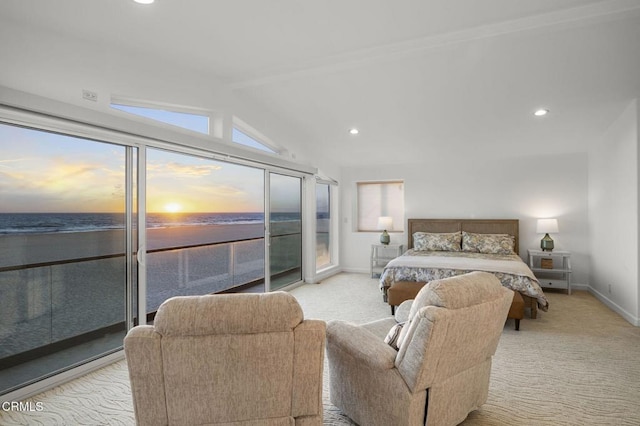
[190,183,248,197]
[147,161,222,178]
[0,158,31,166]
[166,161,222,176]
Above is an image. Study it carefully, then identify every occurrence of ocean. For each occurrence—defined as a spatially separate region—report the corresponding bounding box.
[0,212,300,235]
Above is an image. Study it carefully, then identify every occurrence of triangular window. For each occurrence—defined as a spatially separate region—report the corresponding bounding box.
[232,128,277,154]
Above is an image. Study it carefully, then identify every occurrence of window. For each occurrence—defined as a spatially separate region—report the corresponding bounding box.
[1,88,322,398]
[145,148,266,313]
[316,183,331,269]
[232,128,277,154]
[0,114,307,399]
[357,181,404,232]
[268,173,302,290]
[0,122,134,395]
[111,102,209,135]
[111,101,281,155]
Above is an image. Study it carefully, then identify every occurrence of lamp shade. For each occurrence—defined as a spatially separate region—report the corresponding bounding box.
[536,218,559,234]
[377,216,393,231]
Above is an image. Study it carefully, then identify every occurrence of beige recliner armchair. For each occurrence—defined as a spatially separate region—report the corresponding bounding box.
[326,271,513,426]
[124,292,326,426]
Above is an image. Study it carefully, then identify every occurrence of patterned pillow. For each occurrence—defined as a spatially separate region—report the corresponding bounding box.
[462,231,515,255]
[384,322,406,350]
[412,232,462,252]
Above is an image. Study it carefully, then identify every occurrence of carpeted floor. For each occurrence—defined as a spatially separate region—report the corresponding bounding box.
[1,273,639,425]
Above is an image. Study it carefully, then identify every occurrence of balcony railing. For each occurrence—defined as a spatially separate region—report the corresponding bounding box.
[0,237,265,364]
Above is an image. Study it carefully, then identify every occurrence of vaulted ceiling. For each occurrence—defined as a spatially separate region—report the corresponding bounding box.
[1,0,640,167]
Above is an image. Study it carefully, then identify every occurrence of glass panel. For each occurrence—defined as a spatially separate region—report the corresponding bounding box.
[232,128,277,153]
[269,173,302,290]
[316,183,331,270]
[111,103,209,135]
[145,149,265,315]
[233,239,265,287]
[0,123,130,395]
[129,147,139,328]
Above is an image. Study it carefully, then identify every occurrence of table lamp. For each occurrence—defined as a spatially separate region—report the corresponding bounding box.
[377,216,393,245]
[536,218,558,251]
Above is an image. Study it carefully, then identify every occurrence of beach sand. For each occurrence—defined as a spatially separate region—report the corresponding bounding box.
[0,223,268,358]
[0,223,265,269]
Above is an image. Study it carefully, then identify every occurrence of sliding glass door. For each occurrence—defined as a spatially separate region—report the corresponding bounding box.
[0,119,309,398]
[268,173,302,290]
[144,148,265,317]
[316,182,332,270]
[0,123,135,395]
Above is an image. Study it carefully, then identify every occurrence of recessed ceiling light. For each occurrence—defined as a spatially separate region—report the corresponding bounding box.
[349,128,359,135]
[134,0,154,4]
[534,109,549,117]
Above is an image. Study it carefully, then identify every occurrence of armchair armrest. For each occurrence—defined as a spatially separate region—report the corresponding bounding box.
[394,300,413,323]
[326,320,397,370]
[124,326,168,426]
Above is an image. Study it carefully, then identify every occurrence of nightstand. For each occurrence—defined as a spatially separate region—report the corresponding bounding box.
[370,244,404,278]
[528,249,572,294]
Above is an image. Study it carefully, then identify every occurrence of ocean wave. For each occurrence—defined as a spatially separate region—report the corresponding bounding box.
[0,212,284,235]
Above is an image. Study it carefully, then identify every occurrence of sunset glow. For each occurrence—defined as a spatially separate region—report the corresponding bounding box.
[164,202,182,213]
[1,123,269,215]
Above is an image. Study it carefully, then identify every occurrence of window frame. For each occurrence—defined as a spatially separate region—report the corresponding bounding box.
[232,116,279,154]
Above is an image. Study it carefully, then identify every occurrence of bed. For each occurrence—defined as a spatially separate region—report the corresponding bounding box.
[379,219,549,317]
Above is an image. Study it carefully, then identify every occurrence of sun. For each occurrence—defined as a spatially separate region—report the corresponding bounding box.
[164,202,182,213]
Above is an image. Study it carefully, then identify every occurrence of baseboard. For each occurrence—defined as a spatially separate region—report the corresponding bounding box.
[340,267,370,275]
[570,283,589,291]
[588,286,639,326]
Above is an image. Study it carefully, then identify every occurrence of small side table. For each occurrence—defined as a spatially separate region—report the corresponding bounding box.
[370,243,404,278]
[528,249,572,294]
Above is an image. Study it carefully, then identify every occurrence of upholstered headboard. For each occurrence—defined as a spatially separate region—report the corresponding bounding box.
[407,219,519,255]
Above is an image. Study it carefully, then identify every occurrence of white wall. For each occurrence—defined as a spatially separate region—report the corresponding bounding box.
[340,152,589,285]
[588,99,638,325]
[0,20,232,114]
[0,20,334,174]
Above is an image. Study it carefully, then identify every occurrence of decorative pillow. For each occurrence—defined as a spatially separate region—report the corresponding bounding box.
[413,231,462,252]
[462,231,515,255]
[384,321,406,350]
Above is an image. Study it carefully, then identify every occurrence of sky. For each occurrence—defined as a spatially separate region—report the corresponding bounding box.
[111,103,210,135]
[0,123,279,213]
[146,148,264,213]
[111,103,277,153]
